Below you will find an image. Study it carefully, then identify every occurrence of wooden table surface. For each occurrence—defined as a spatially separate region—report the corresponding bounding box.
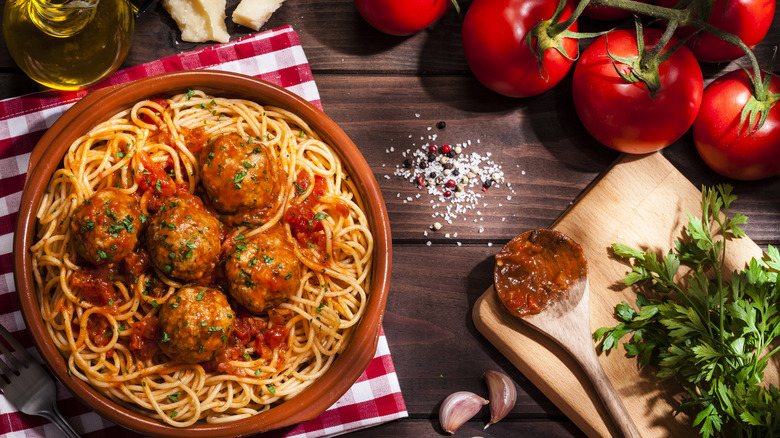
[2,1,779,437]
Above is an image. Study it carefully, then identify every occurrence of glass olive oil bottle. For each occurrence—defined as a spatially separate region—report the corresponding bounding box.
[3,0,134,90]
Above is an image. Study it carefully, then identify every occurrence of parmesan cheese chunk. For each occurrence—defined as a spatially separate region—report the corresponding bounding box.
[163,0,230,43]
[231,0,285,31]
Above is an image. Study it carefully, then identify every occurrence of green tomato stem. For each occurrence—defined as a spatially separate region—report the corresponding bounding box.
[594,0,767,101]
[594,0,686,21]
[549,0,591,35]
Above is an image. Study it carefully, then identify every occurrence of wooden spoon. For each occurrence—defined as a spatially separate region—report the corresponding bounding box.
[494,229,641,438]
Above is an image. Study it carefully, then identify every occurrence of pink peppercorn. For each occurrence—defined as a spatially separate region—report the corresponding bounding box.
[416,175,427,187]
[428,145,438,153]
[441,144,451,154]
[445,179,456,188]
[443,190,452,197]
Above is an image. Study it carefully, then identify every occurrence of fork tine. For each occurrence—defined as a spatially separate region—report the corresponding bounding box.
[0,325,29,371]
[0,324,31,359]
[0,344,16,379]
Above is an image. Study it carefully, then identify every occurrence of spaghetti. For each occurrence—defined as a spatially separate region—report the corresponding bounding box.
[30,90,373,426]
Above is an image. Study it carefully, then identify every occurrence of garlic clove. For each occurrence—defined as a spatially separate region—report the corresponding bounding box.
[439,391,489,435]
[482,370,517,429]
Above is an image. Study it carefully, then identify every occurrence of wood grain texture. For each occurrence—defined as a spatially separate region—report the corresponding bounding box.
[473,152,767,437]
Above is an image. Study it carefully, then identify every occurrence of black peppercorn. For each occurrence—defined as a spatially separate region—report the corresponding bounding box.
[429,172,436,178]
[483,180,493,189]
[436,121,446,129]
[443,162,453,170]
[419,160,428,169]
[427,152,436,162]
[403,159,412,168]
[452,169,460,176]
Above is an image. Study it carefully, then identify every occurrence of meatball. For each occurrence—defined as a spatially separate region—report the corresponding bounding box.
[158,286,234,363]
[146,195,221,281]
[71,188,143,266]
[225,227,301,314]
[199,133,283,216]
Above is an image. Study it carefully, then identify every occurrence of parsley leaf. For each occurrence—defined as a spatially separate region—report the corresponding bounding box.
[595,185,780,438]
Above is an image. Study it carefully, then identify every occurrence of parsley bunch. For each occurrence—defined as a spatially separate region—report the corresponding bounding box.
[594,185,780,438]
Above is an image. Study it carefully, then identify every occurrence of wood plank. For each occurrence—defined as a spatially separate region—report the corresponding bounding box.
[338,417,586,437]
[472,152,769,437]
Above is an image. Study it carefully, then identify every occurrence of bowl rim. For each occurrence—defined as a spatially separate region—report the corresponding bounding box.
[13,70,392,438]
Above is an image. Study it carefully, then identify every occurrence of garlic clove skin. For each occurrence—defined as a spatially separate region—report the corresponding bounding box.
[482,370,517,429]
[439,391,489,435]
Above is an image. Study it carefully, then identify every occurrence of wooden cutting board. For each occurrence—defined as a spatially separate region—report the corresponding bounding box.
[472,152,766,437]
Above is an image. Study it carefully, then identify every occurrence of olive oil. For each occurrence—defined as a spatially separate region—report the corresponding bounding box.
[3,0,134,90]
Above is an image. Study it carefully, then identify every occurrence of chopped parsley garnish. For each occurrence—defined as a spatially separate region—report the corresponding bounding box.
[161,332,170,343]
[313,212,330,220]
[168,391,181,402]
[196,289,206,301]
[234,170,247,189]
[81,219,95,232]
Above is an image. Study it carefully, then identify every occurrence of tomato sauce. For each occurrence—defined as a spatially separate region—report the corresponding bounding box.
[70,267,119,308]
[494,229,587,317]
[130,316,160,361]
[135,150,182,210]
[285,171,330,260]
[86,314,113,348]
[123,249,152,280]
[215,312,289,374]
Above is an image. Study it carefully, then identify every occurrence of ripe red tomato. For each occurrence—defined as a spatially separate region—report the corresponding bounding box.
[354,0,449,36]
[693,69,780,181]
[572,28,703,154]
[655,0,775,63]
[461,0,579,98]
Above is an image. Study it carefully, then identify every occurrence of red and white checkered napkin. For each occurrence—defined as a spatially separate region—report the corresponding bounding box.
[0,25,406,438]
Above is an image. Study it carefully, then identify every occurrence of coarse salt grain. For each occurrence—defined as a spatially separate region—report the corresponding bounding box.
[389,126,520,239]
[426,241,432,246]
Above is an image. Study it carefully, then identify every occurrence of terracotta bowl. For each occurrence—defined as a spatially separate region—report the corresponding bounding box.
[13,70,392,437]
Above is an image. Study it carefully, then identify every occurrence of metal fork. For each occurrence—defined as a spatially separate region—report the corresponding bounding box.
[0,324,80,438]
